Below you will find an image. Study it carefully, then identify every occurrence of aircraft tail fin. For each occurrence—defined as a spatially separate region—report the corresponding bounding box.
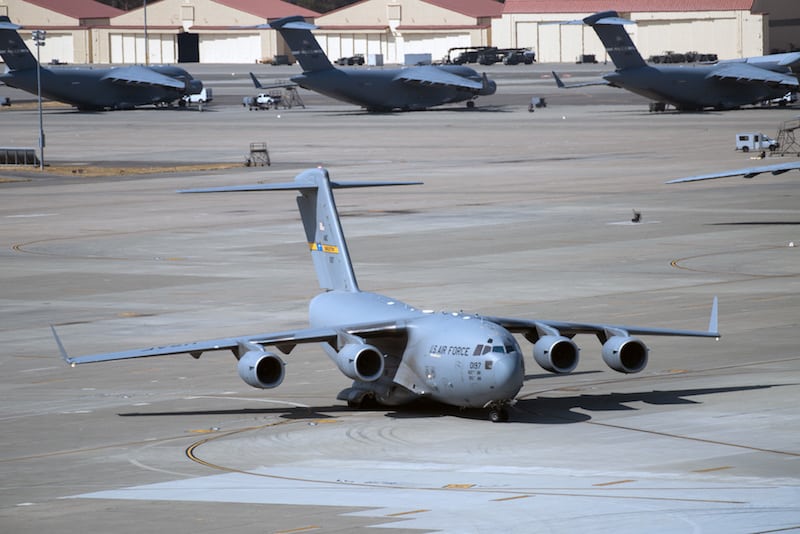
[583,11,646,70]
[249,72,263,89]
[268,16,334,73]
[0,16,38,71]
[180,168,421,293]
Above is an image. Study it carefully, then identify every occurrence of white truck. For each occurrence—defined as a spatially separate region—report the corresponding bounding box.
[243,93,279,110]
[181,88,212,110]
[735,132,778,153]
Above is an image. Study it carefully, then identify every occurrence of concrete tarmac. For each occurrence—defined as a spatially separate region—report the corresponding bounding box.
[1,64,798,533]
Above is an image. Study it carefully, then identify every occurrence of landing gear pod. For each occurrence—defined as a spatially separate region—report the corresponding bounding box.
[237,350,286,389]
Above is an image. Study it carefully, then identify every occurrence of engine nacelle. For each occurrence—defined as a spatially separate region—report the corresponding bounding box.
[237,350,285,389]
[533,335,579,374]
[601,336,648,374]
[335,343,384,382]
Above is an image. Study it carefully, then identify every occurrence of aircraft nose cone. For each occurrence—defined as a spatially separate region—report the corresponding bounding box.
[491,352,524,398]
[483,80,497,95]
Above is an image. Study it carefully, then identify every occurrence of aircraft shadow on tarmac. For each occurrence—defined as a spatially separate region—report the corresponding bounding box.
[117,384,781,424]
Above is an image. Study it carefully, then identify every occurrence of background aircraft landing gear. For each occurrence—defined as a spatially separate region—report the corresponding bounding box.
[488,404,509,422]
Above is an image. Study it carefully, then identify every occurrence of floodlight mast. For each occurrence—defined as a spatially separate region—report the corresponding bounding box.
[32,29,46,170]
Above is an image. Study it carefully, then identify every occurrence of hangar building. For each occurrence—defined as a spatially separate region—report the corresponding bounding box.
[492,0,799,63]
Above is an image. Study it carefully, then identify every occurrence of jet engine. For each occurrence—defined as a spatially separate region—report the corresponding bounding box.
[237,350,285,389]
[601,336,648,374]
[335,343,384,382]
[533,335,579,374]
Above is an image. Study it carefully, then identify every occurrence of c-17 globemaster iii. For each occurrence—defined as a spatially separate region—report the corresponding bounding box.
[262,16,497,111]
[54,168,719,422]
[0,17,204,110]
[553,11,800,111]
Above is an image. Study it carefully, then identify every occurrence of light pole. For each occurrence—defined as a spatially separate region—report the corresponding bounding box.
[32,29,46,170]
[143,0,149,65]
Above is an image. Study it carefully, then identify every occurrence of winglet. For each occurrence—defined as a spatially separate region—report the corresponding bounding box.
[552,71,565,88]
[708,297,719,338]
[51,325,76,367]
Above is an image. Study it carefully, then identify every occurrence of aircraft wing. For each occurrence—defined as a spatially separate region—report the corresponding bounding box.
[483,297,719,340]
[53,321,407,366]
[100,65,186,90]
[395,65,483,91]
[708,63,799,88]
[666,161,800,183]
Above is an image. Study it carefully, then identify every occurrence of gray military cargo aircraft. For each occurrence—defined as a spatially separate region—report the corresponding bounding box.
[0,17,203,110]
[667,160,800,183]
[262,16,497,111]
[552,11,799,111]
[53,168,719,422]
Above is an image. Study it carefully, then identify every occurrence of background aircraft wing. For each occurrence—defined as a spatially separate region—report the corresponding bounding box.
[395,65,483,91]
[100,65,186,90]
[666,161,800,183]
[483,297,718,340]
[54,321,408,366]
[708,63,799,88]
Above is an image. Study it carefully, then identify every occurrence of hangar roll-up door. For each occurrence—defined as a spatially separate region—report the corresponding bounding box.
[178,33,199,63]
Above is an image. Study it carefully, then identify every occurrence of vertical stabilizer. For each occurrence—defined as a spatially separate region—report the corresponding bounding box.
[268,16,334,73]
[583,11,645,70]
[179,168,421,293]
[0,16,38,71]
[295,168,359,292]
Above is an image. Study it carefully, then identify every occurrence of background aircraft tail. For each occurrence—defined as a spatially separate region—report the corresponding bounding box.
[583,11,646,70]
[0,16,38,71]
[180,168,421,292]
[268,16,334,73]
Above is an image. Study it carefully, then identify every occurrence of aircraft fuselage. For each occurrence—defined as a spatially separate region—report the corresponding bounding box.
[310,291,525,408]
[292,65,490,111]
[0,65,199,110]
[604,65,788,110]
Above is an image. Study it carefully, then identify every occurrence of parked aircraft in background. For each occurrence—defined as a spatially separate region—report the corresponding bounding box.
[552,11,800,111]
[54,167,719,422]
[263,16,497,111]
[0,17,204,110]
[667,160,800,183]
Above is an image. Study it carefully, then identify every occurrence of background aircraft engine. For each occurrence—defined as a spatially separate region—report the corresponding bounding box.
[533,335,579,374]
[601,336,648,373]
[237,350,285,389]
[336,343,384,382]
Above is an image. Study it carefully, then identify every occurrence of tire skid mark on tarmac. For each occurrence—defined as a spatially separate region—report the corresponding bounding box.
[183,416,747,505]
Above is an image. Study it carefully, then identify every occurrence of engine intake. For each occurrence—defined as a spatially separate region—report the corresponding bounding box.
[336,343,384,382]
[533,335,579,374]
[601,336,648,374]
[237,350,285,389]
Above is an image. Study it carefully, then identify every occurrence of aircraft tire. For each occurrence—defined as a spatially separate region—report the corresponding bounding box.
[489,407,509,423]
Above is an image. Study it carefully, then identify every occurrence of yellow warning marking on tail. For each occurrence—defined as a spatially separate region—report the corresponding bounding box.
[308,242,339,254]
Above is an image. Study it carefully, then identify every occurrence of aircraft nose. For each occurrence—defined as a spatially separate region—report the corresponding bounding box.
[491,352,523,398]
[482,79,497,96]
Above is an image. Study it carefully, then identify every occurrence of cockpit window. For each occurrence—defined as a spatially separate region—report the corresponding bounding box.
[492,346,505,353]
